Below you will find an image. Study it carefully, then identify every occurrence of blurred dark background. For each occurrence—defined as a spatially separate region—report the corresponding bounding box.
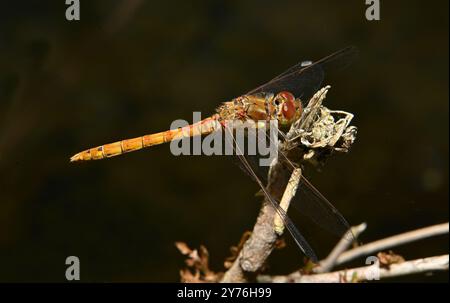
[0,0,448,282]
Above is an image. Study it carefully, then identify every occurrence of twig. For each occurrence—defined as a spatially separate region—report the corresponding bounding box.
[221,162,295,283]
[314,223,367,273]
[257,254,449,283]
[220,202,275,282]
[336,222,449,266]
[273,168,302,235]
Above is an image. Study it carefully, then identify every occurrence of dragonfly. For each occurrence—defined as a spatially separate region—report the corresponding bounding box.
[71,46,358,262]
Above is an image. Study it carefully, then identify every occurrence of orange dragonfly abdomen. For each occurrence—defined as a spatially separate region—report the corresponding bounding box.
[70,114,221,162]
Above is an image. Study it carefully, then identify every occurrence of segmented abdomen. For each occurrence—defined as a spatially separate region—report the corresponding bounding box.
[70,115,221,162]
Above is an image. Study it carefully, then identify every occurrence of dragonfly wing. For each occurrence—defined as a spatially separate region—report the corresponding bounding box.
[247,46,358,100]
[293,174,354,241]
[258,129,354,241]
[253,127,354,241]
[225,126,319,262]
[237,153,319,262]
[250,64,324,101]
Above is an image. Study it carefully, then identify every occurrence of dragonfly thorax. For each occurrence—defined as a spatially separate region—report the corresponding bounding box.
[217,91,302,128]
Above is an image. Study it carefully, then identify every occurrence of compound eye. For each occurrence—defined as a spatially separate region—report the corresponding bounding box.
[282,99,296,119]
[278,91,295,103]
[277,91,296,119]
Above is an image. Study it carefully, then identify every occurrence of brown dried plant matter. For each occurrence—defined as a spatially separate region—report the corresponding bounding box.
[175,242,221,283]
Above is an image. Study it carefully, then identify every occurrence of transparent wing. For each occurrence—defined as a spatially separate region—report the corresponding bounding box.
[247,46,358,101]
[295,175,353,240]
[227,126,353,261]
[224,126,319,262]
[239,142,353,241]
[257,128,354,241]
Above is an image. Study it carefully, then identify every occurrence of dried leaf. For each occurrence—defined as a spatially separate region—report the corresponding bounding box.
[377,251,405,269]
[300,258,316,274]
[180,269,202,283]
[176,241,222,283]
[175,241,192,255]
[224,260,233,269]
[274,238,286,249]
[224,231,252,268]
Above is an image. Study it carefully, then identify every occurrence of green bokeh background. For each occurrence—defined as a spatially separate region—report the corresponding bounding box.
[0,0,448,282]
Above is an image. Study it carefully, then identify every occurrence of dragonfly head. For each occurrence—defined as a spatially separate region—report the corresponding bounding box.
[273,91,302,127]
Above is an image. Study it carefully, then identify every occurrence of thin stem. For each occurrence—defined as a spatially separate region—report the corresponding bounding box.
[314,223,367,273]
[258,254,449,283]
[336,222,449,266]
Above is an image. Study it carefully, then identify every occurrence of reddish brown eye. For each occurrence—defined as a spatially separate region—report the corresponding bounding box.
[277,91,296,119]
[278,91,295,103]
[282,99,296,119]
